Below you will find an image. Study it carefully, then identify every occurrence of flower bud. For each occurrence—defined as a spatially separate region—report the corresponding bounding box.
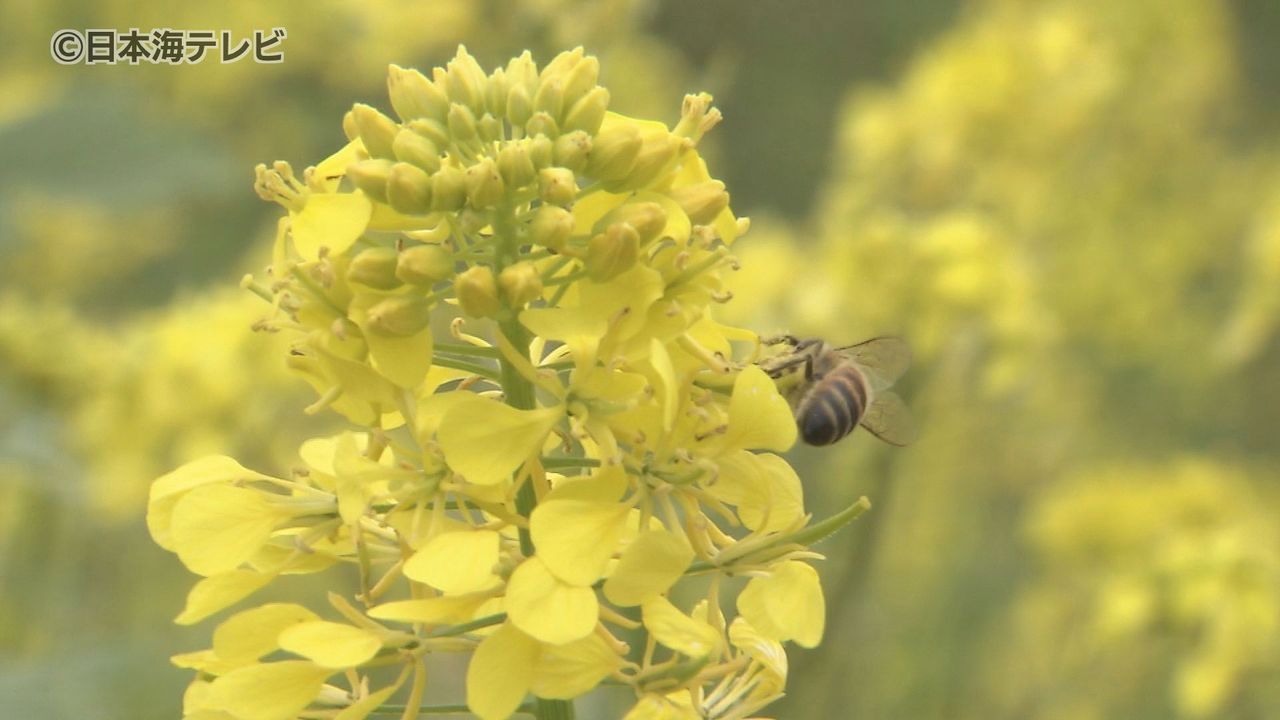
[392,129,441,174]
[465,157,505,209]
[447,103,478,143]
[459,208,488,235]
[505,51,538,92]
[506,83,534,128]
[387,64,450,123]
[485,68,510,119]
[455,265,501,318]
[478,113,504,143]
[444,47,487,111]
[387,162,434,214]
[540,47,584,84]
[600,202,667,245]
[533,78,565,122]
[347,247,401,290]
[562,56,600,108]
[408,119,450,149]
[538,167,578,207]
[563,87,609,135]
[497,142,537,190]
[430,166,468,211]
[352,103,400,160]
[585,121,641,182]
[670,181,729,224]
[397,244,455,285]
[586,222,640,282]
[346,159,393,204]
[553,131,592,173]
[342,111,359,142]
[528,134,554,170]
[617,133,679,190]
[526,111,560,140]
[365,295,432,336]
[529,205,574,251]
[498,261,543,307]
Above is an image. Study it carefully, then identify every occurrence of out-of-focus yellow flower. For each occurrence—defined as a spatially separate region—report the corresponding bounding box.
[1012,459,1280,718]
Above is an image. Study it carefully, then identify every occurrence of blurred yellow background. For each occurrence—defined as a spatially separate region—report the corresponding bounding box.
[3,1,1280,718]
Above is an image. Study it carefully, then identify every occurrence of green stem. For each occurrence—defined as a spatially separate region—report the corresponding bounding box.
[492,204,576,720]
[434,341,500,357]
[431,354,501,381]
[368,703,536,716]
[535,698,576,720]
[427,612,507,638]
[541,457,602,470]
[499,313,538,560]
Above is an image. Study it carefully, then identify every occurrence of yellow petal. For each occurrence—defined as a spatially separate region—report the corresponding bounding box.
[171,484,290,576]
[603,530,694,607]
[366,326,433,389]
[466,622,539,720]
[438,398,561,484]
[728,617,787,683]
[212,603,319,666]
[543,465,628,504]
[530,632,622,699]
[183,710,239,720]
[530,499,630,586]
[149,456,274,551]
[505,557,598,644]
[182,678,219,714]
[520,307,607,373]
[346,294,435,389]
[576,265,665,343]
[208,660,331,720]
[171,650,238,676]
[290,192,373,260]
[631,190,692,244]
[278,621,383,669]
[403,530,501,594]
[176,570,275,625]
[647,338,678,432]
[705,451,804,533]
[736,560,825,648]
[623,691,701,720]
[720,365,796,452]
[313,139,366,192]
[413,389,476,445]
[313,342,400,408]
[570,189,629,235]
[368,593,492,625]
[641,596,722,658]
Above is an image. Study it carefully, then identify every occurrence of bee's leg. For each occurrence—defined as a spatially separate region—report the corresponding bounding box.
[794,337,822,352]
[759,333,800,347]
[760,352,809,378]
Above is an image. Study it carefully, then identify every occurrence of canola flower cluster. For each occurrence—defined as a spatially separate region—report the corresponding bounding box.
[148,47,865,720]
[1023,460,1280,717]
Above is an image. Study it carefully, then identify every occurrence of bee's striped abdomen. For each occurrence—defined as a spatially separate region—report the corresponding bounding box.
[796,365,869,446]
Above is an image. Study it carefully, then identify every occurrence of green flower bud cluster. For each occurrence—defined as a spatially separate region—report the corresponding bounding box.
[339,47,614,220]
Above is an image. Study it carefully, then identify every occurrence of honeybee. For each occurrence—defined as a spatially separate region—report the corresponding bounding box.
[758,335,916,447]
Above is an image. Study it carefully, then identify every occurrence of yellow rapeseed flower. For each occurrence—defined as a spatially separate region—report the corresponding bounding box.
[149,46,876,720]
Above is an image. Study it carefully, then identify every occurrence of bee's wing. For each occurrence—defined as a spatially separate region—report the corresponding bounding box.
[838,337,911,391]
[859,391,917,446]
